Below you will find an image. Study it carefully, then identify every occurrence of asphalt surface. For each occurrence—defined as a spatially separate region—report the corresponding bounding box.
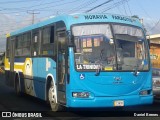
[0,73,159,119]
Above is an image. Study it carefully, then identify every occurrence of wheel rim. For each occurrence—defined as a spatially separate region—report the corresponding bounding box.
[49,85,57,108]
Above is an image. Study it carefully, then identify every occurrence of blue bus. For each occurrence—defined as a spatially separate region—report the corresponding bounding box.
[5,13,153,111]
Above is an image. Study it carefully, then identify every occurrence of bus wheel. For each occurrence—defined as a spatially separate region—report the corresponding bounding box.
[48,81,62,111]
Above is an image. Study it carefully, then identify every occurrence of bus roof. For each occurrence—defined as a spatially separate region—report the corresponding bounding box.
[10,13,143,36]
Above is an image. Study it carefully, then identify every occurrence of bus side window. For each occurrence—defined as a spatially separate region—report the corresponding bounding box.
[15,32,31,57]
[50,26,54,43]
[32,30,39,56]
[23,32,31,56]
[41,26,54,56]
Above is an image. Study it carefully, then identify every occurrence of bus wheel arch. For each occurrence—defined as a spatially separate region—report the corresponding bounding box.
[46,74,62,111]
[46,76,54,102]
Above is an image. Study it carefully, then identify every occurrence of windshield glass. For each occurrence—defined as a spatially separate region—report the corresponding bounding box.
[113,24,149,71]
[73,24,115,71]
[72,24,149,71]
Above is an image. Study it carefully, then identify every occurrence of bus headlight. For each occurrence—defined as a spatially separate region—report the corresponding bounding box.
[139,90,150,95]
[72,92,90,98]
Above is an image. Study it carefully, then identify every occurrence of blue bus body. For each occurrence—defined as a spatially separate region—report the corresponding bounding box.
[5,13,153,109]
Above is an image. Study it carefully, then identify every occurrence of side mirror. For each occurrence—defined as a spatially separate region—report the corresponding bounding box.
[68,35,75,47]
[68,35,77,52]
[67,31,74,47]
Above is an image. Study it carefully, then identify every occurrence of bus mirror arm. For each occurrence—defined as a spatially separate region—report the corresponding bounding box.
[68,35,77,52]
[68,35,75,47]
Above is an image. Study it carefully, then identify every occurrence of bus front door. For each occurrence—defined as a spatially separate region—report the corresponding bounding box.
[57,31,66,105]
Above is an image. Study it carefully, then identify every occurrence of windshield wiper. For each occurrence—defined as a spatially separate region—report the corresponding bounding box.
[95,49,104,76]
[129,60,140,76]
[95,65,101,76]
[133,58,147,76]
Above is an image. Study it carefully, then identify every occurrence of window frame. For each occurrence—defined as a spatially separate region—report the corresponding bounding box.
[71,22,150,72]
[15,32,31,57]
[41,25,55,56]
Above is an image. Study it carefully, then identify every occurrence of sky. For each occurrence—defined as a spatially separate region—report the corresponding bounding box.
[0,0,160,51]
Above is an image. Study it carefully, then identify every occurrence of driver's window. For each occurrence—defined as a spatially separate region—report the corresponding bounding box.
[116,40,135,58]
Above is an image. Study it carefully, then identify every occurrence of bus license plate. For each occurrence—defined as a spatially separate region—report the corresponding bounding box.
[114,100,124,106]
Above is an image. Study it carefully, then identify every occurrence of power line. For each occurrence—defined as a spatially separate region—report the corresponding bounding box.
[0,0,95,14]
[67,0,94,13]
[32,0,79,11]
[0,0,78,15]
[126,0,132,16]
[123,1,128,15]
[148,19,160,32]
[0,0,39,4]
[101,0,130,13]
[90,0,122,13]
[0,0,65,13]
[0,0,134,37]
[28,0,65,10]
[85,0,113,13]
[137,2,157,25]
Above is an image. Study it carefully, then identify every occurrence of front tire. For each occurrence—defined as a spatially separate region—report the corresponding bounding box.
[48,81,63,111]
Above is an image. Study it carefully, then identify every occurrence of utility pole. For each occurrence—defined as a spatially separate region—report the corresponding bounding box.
[27,10,40,24]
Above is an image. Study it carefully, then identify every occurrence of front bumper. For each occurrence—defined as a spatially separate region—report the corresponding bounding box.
[67,95,153,108]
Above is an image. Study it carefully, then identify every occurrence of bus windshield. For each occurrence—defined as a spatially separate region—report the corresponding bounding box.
[72,24,149,71]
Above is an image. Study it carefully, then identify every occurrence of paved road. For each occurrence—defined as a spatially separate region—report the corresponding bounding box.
[0,74,50,112]
[0,73,160,118]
